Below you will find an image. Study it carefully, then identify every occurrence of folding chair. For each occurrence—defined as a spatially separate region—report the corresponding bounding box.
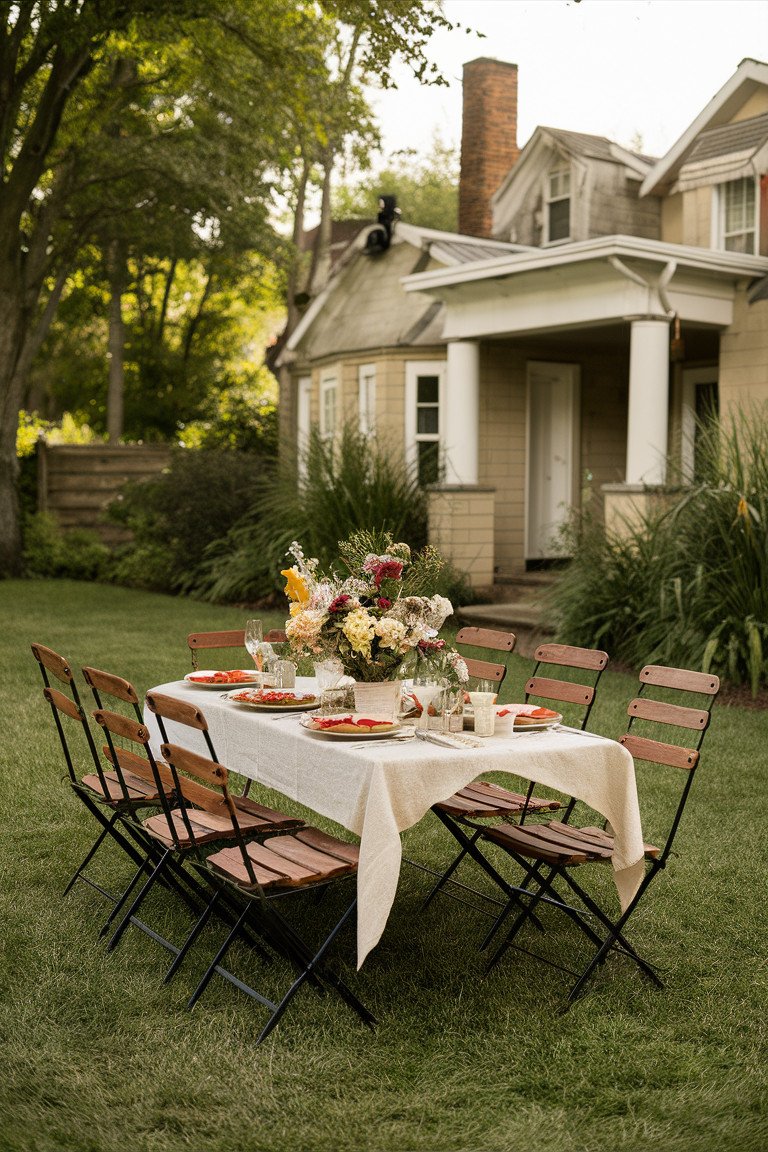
[421,644,609,913]
[32,643,158,902]
[481,664,719,1003]
[187,628,287,671]
[455,626,516,689]
[102,694,302,973]
[158,742,376,1043]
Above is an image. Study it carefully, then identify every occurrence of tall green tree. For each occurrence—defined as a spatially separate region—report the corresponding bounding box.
[0,0,452,577]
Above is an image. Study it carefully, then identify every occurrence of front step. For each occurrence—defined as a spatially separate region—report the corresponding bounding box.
[456,570,560,657]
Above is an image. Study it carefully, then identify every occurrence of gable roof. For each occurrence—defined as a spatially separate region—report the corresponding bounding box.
[280,222,527,361]
[641,57,768,197]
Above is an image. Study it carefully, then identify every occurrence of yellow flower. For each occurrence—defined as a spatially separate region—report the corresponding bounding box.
[736,496,749,520]
[282,566,309,604]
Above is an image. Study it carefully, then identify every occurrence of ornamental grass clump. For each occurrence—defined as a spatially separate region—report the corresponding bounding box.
[282,530,468,684]
[551,406,768,695]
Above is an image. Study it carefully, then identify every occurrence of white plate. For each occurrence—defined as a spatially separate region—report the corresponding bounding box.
[225,690,319,712]
[184,670,265,689]
[464,708,562,732]
[300,714,402,740]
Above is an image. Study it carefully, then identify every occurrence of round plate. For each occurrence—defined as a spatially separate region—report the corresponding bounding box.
[300,714,401,739]
[184,670,264,689]
[225,690,319,712]
[512,714,562,731]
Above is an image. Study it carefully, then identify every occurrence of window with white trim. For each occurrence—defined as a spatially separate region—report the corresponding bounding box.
[358,363,376,436]
[546,165,571,243]
[717,177,757,253]
[319,371,338,440]
[405,360,445,485]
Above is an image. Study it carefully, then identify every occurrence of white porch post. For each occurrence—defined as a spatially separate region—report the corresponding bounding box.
[625,318,670,485]
[444,340,479,484]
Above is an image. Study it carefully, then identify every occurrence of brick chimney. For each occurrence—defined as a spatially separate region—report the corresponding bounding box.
[459,58,520,239]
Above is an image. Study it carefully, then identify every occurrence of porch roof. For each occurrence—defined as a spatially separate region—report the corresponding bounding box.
[400,235,768,341]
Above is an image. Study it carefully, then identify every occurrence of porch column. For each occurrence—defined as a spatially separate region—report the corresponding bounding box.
[444,340,479,484]
[625,318,670,485]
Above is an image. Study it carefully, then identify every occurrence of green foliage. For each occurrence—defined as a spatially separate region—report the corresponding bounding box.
[332,134,459,232]
[195,423,431,604]
[22,513,111,581]
[551,407,768,693]
[107,448,270,593]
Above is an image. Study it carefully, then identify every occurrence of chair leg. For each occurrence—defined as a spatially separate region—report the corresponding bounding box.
[106,848,173,952]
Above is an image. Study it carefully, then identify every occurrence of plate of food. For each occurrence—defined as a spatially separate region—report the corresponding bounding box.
[300,713,401,739]
[184,669,264,689]
[463,704,562,732]
[225,688,319,712]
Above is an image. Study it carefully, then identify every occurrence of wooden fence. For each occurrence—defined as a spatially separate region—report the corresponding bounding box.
[37,442,172,544]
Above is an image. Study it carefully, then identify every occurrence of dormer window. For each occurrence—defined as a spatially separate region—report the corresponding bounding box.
[546,166,571,243]
[717,176,756,254]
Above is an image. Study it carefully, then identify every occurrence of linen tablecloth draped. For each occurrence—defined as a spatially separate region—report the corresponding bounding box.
[144,678,645,968]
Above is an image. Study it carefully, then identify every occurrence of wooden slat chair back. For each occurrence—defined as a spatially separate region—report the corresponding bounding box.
[145,690,303,821]
[102,698,302,969]
[187,628,288,670]
[32,643,153,901]
[418,637,602,913]
[161,743,375,1042]
[480,663,720,1003]
[455,626,516,687]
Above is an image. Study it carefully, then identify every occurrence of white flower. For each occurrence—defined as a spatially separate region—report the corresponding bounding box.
[427,595,454,629]
[374,616,409,652]
[341,607,376,658]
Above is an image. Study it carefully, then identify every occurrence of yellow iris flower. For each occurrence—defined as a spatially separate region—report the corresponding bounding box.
[282,566,309,604]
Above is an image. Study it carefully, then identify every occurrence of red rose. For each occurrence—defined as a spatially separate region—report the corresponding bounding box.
[377,597,392,609]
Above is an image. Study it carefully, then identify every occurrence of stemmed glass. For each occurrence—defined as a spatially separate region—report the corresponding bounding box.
[244,618,264,677]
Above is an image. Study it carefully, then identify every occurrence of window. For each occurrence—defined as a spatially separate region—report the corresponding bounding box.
[718,177,756,253]
[405,360,445,485]
[546,166,571,243]
[358,363,376,436]
[319,372,338,439]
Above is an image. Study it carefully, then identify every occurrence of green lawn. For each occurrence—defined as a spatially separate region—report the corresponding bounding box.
[1,579,766,1152]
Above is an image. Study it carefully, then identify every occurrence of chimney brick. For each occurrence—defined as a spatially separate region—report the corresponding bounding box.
[459,58,520,239]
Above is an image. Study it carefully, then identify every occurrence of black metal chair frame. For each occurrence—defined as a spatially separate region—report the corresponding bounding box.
[420,644,609,916]
[481,665,719,1003]
[32,644,155,902]
[101,693,302,979]
[163,741,375,1043]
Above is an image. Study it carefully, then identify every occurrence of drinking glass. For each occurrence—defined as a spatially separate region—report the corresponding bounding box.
[245,618,263,671]
[314,658,344,693]
[413,678,442,730]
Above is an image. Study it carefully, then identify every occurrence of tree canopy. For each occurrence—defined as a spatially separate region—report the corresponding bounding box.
[0,0,454,576]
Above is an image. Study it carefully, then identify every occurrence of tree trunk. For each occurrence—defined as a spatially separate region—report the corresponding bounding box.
[105,241,126,443]
[0,284,30,576]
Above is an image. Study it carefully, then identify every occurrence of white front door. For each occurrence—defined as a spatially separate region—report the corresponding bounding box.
[525,361,580,561]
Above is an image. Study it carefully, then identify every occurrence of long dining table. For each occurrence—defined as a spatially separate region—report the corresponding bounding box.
[143,677,645,969]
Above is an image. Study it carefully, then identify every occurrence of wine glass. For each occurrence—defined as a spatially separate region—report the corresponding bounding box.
[244,618,263,673]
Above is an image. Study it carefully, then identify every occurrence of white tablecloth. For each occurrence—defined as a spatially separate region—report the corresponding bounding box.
[144,677,644,968]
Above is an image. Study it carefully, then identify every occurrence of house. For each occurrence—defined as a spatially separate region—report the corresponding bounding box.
[276,57,768,588]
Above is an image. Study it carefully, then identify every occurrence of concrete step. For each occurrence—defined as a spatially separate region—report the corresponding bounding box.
[456,570,562,657]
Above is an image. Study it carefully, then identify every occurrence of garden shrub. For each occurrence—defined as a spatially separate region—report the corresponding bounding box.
[22,512,111,581]
[550,407,768,693]
[193,423,473,605]
[107,447,268,593]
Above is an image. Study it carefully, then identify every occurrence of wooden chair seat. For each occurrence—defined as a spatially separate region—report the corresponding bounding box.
[436,779,560,819]
[206,827,359,891]
[143,799,295,849]
[485,819,660,867]
[80,769,162,806]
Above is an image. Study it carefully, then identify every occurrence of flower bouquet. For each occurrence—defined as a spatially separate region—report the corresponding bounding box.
[281,530,468,687]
